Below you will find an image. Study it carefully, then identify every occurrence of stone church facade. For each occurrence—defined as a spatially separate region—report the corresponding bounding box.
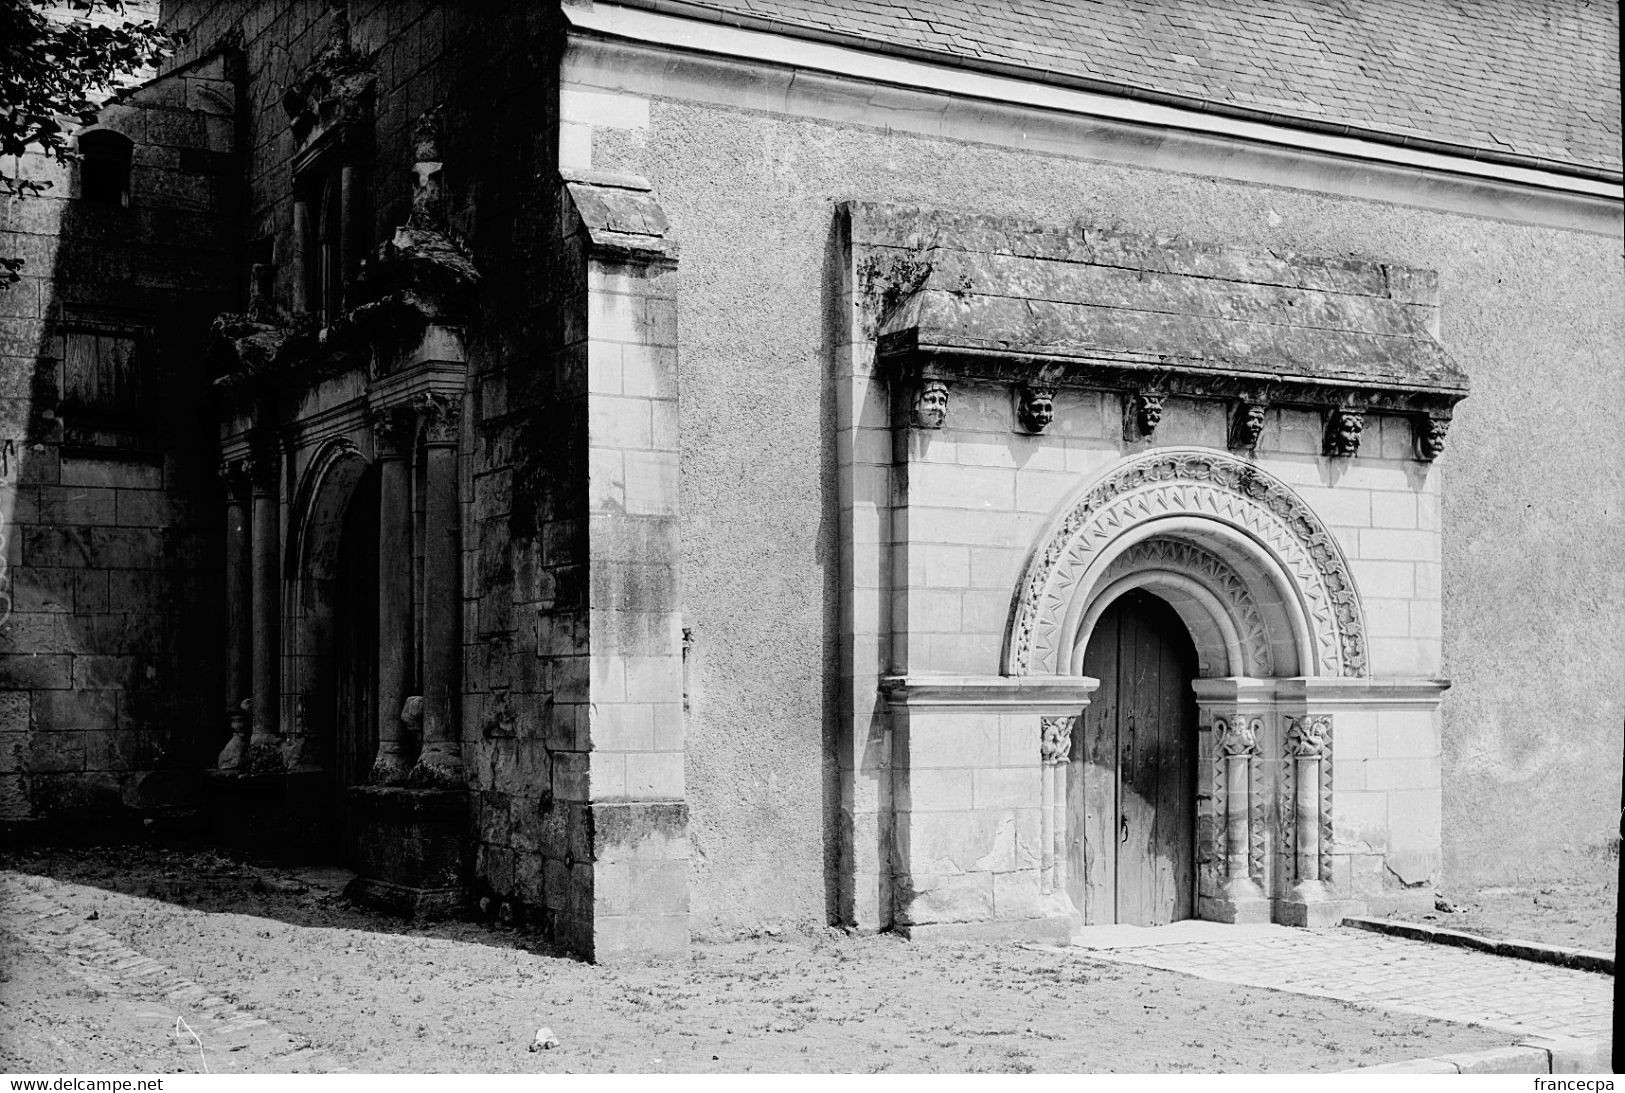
[1,0,1619,960]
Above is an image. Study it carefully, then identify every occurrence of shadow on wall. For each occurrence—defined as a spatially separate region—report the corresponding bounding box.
[0,63,236,837]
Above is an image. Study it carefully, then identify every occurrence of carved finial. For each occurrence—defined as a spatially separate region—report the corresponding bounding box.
[1017,384,1056,434]
[407,108,445,231]
[1215,715,1260,757]
[1039,715,1076,764]
[1324,408,1364,458]
[1416,413,1450,461]
[1230,401,1267,451]
[1126,392,1164,441]
[911,378,950,430]
[1286,715,1332,758]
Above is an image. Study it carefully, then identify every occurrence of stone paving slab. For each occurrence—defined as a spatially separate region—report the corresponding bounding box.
[1071,922,1613,1044]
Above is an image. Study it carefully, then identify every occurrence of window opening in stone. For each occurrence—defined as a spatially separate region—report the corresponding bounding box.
[313,171,343,327]
[78,130,133,206]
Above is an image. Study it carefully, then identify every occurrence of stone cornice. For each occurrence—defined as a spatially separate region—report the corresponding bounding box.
[881,674,1099,713]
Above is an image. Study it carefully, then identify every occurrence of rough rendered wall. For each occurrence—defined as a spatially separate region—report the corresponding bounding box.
[581,86,1623,923]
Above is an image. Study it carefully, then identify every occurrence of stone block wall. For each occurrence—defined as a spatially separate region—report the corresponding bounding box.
[0,45,237,832]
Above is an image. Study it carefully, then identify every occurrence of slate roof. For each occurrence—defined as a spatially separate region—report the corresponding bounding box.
[635,0,1622,178]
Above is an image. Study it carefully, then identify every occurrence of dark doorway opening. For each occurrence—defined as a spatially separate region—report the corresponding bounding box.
[331,469,380,867]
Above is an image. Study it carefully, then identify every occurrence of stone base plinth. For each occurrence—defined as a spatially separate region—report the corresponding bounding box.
[207,771,286,858]
[1278,897,1365,928]
[1199,894,1274,924]
[896,914,1075,943]
[345,786,469,919]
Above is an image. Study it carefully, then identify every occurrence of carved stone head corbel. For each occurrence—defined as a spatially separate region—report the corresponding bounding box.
[1323,407,1364,458]
[1230,400,1268,451]
[911,377,951,430]
[1125,391,1164,441]
[1017,384,1056,434]
[1416,412,1451,461]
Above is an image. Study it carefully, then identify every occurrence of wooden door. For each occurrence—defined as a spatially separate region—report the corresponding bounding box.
[332,471,379,866]
[1068,589,1198,925]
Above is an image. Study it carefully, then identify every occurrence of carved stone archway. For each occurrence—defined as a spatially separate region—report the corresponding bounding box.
[1005,448,1368,683]
[1004,448,1372,925]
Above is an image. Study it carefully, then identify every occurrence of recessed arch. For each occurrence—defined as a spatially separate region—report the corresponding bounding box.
[1005,448,1367,680]
[282,436,373,769]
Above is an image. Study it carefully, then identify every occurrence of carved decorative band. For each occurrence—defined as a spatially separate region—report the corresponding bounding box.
[1007,449,1368,678]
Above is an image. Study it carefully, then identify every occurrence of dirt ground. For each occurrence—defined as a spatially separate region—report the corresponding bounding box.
[1,846,1517,1074]
[1387,868,1619,954]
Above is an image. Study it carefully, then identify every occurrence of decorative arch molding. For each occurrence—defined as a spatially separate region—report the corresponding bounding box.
[287,436,368,585]
[1004,448,1367,679]
[1077,539,1276,678]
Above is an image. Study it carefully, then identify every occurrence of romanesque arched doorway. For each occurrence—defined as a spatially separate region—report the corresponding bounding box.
[1070,589,1198,925]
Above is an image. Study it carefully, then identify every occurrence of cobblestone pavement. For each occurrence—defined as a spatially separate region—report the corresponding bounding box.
[0,872,343,1073]
[1071,921,1612,1044]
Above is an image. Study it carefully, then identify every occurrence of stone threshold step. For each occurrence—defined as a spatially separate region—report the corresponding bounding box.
[1343,916,1615,975]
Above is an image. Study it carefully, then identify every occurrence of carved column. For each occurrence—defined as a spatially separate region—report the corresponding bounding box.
[411,391,463,785]
[1040,715,1076,900]
[1286,715,1332,891]
[1215,715,1265,908]
[371,408,414,784]
[246,438,282,772]
[216,459,253,771]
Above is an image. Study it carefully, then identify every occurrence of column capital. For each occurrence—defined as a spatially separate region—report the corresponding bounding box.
[1286,713,1333,757]
[371,406,413,460]
[416,390,463,446]
[245,436,280,496]
[1039,714,1075,764]
[218,457,251,501]
[1214,714,1261,757]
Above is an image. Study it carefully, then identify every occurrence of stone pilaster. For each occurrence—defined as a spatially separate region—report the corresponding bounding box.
[1278,713,1359,926]
[1211,713,1270,923]
[371,407,415,785]
[216,458,253,772]
[1039,714,1076,919]
[410,390,464,787]
[245,436,283,774]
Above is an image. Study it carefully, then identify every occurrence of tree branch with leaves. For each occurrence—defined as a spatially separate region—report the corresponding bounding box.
[1,0,174,282]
